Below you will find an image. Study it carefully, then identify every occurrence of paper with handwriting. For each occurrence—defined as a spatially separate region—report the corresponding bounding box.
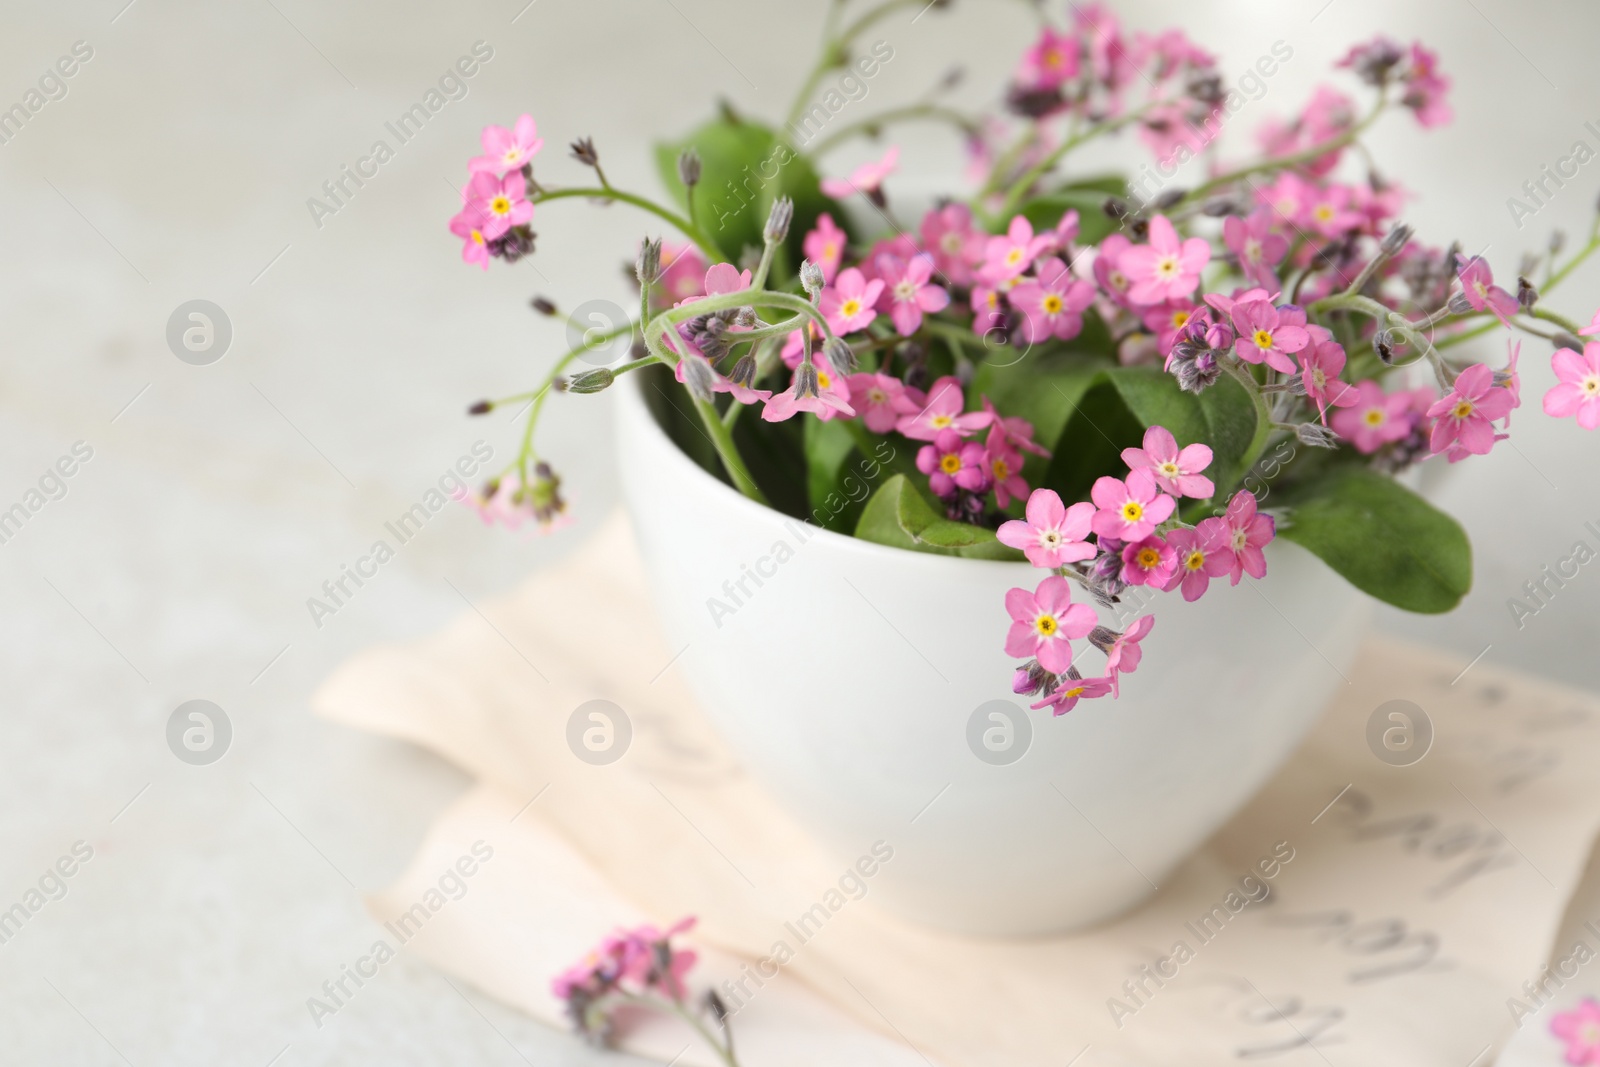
[319,516,1600,1066]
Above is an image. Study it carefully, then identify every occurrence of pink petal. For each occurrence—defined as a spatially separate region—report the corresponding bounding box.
[1034,576,1073,616]
[1176,442,1213,471]
[1025,489,1066,529]
[1090,476,1127,511]
[1061,501,1095,541]
[1143,425,1179,461]
[1006,622,1041,660]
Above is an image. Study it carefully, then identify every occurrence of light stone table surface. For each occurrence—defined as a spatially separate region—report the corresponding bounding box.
[2,0,1599,1063]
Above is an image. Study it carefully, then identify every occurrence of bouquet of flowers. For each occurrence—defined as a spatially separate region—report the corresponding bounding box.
[450,2,1600,733]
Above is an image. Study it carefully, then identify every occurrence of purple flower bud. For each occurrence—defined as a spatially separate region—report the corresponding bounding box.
[683,357,715,402]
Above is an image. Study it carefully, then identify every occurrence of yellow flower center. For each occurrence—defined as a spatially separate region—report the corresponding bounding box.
[1155,255,1180,279]
[1158,461,1180,478]
[841,299,862,317]
[993,458,1011,479]
[1364,408,1385,426]
[867,388,887,404]
[823,241,838,259]
[1044,48,1064,69]
[817,371,832,389]
[940,453,962,474]
[1042,294,1064,315]
[1062,685,1086,699]
[942,233,963,253]
[1137,547,1161,568]
[1253,329,1275,349]
[1035,614,1058,636]
[1582,376,1600,396]
[1121,501,1144,522]
[930,414,953,429]
[490,195,512,216]
[503,149,522,164]
[1172,311,1190,329]
[1453,400,1475,419]
[1312,368,1327,388]
[470,230,484,245]
[1314,204,1334,222]
[1185,550,1206,571]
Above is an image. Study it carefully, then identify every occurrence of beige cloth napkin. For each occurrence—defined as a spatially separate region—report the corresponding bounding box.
[315,514,1600,1066]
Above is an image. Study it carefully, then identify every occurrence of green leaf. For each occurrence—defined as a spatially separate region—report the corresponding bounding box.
[1041,378,1149,506]
[1104,366,1261,498]
[654,117,836,272]
[855,475,1023,560]
[1277,468,1472,614]
[970,350,1111,451]
[805,417,862,533]
[1018,176,1128,247]
[970,350,1110,512]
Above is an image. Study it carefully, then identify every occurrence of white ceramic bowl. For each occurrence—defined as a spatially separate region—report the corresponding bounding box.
[616,373,1370,936]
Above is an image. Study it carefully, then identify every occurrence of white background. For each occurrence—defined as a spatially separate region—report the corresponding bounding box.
[1,0,1597,1062]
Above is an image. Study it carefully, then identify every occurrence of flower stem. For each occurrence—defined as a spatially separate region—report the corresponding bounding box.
[786,0,965,132]
[991,107,1153,221]
[505,322,636,481]
[1179,94,1387,206]
[1219,357,1276,497]
[807,103,975,156]
[532,187,720,259]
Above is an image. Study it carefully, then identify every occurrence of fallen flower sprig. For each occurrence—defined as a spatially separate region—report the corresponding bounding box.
[553,918,741,1065]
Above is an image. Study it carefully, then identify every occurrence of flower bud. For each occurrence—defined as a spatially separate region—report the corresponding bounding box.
[729,355,757,387]
[1550,230,1568,257]
[825,337,858,374]
[1152,188,1187,210]
[1447,291,1474,315]
[682,356,716,402]
[530,296,558,316]
[800,260,826,298]
[764,197,794,244]
[1012,660,1053,696]
[677,148,702,189]
[1517,275,1539,310]
[569,137,600,168]
[794,361,820,400]
[530,462,567,525]
[1103,196,1129,220]
[468,400,493,415]
[1372,329,1396,364]
[636,237,662,286]
[1295,422,1341,449]
[733,307,757,328]
[566,367,615,394]
[704,990,729,1026]
[1380,223,1413,256]
[1086,626,1119,654]
[489,226,535,263]
[1554,331,1585,352]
